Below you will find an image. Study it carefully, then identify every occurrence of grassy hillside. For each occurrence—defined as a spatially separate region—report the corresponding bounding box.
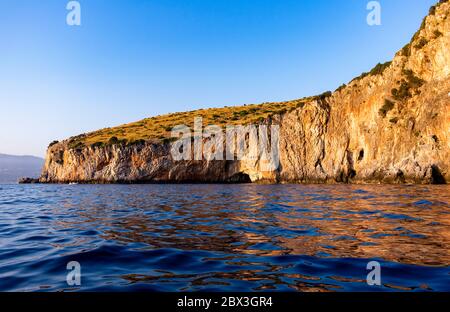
[50,0,450,152]
[64,95,326,150]
[63,8,439,152]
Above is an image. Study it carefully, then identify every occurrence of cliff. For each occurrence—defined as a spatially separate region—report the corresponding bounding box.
[40,1,450,184]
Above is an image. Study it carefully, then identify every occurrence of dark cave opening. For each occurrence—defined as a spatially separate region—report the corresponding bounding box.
[227,173,252,183]
[358,149,365,161]
[431,165,446,184]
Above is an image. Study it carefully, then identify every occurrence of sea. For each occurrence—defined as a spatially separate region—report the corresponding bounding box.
[0,183,448,291]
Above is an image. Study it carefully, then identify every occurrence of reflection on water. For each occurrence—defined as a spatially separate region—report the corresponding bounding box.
[0,184,448,291]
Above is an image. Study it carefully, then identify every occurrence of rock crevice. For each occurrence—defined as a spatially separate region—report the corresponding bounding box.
[40,1,450,184]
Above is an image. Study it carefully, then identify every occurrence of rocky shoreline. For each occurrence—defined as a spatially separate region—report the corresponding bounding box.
[37,1,449,185]
[18,177,40,184]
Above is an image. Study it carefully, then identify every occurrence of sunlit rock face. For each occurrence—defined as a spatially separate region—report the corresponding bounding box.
[40,2,449,184]
[279,1,449,184]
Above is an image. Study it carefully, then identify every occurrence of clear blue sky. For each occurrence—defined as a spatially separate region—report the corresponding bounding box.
[0,0,437,157]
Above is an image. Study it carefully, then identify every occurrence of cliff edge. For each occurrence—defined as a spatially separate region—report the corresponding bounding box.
[40,1,450,184]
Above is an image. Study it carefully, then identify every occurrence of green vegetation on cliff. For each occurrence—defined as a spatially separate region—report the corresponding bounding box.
[67,96,319,149]
[64,0,447,151]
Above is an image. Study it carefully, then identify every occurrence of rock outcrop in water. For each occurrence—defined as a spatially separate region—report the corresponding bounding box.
[40,1,450,184]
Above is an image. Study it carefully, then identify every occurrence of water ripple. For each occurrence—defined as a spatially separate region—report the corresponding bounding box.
[0,183,449,291]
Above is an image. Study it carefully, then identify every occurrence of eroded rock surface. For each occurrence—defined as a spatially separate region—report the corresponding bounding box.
[40,2,450,184]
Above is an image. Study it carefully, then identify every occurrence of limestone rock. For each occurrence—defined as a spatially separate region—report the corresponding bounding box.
[40,1,450,184]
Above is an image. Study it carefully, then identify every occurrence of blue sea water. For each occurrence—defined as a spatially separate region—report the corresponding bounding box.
[0,183,449,292]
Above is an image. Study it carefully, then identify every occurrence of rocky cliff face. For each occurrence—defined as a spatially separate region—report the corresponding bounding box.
[40,1,450,184]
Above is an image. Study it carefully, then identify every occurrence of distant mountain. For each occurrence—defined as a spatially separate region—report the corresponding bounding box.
[0,154,44,183]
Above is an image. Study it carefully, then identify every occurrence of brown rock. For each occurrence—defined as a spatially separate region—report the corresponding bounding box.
[40,1,450,184]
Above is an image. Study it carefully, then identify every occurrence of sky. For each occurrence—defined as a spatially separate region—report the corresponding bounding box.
[0,0,437,157]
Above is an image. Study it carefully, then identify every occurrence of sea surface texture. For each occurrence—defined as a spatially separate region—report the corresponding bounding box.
[0,184,449,291]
